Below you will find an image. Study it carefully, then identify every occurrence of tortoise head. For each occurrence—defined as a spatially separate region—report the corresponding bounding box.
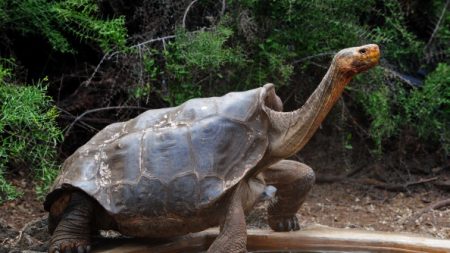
[264,44,380,158]
[333,44,380,76]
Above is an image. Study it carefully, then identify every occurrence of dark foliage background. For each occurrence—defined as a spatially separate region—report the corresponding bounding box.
[0,0,448,201]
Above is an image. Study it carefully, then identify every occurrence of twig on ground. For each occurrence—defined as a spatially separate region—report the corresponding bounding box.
[316,175,439,192]
[357,177,439,192]
[315,164,366,183]
[434,180,450,190]
[315,174,346,183]
[421,198,450,212]
[409,198,450,223]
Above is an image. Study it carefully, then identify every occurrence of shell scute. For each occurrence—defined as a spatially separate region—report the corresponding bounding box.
[135,177,168,216]
[174,97,217,122]
[89,122,124,145]
[105,132,142,184]
[126,108,174,132]
[110,183,136,214]
[218,90,259,121]
[167,173,199,216]
[190,116,250,178]
[142,126,193,184]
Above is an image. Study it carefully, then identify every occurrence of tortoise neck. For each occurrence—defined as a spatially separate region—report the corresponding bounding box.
[268,62,352,157]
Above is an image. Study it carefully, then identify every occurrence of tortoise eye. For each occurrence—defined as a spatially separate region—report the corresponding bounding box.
[359,48,367,54]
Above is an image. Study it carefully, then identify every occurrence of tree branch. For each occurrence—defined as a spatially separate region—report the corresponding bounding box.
[64,106,148,138]
[183,0,199,29]
[425,0,449,50]
[220,0,226,17]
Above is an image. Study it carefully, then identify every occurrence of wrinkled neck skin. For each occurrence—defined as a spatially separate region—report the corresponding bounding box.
[266,59,353,158]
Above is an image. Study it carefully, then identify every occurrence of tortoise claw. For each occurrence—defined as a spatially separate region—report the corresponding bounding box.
[49,240,90,253]
[269,215,300,232]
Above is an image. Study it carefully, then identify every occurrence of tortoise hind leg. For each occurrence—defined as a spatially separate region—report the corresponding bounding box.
[207,183,247,253]
[261,159,315,231]
[48,191,93,253]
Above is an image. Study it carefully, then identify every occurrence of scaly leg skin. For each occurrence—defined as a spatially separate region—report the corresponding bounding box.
[261,159,315,231]
[207,183,247,253]
[49,192,93,253]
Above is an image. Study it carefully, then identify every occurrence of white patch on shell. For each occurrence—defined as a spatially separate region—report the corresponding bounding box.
[121,122,129,134]
[98,144,111,188]
[152,118,189,130]
[104,132,121,144]
[201,106,208,110]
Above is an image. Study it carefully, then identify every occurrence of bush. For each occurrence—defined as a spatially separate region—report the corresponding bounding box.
[402,63,449,152]
[0,0,127,53]
[164,25,245,105]
[0,63,62,202]
[356,63,450,155]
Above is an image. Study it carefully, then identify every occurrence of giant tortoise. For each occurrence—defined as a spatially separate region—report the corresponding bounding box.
[45,44,380,253]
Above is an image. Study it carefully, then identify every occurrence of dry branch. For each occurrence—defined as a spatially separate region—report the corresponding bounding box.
[423,198,450,211]
[317,176,439,192]
[409,198,450,224]
[433,179,450,190]
[182,0,199,28]
[64,106,148,138]
[356,177,438,192]
[425,0,449,50]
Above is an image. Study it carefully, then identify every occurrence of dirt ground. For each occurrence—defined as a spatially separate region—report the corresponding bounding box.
[1,176,449,252]
[249,181,450,239]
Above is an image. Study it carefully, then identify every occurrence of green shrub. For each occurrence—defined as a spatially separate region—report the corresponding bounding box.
[402,64,450,152]
[356,64,449,155]
[0,63,62,202]
[165,25,244,105]
[167,26,243,71]
[1,0,127,53]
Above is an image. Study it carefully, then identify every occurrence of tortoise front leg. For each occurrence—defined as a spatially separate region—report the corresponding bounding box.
[49,192,93,253]
[207,182,248,253]
[261,159,315,231]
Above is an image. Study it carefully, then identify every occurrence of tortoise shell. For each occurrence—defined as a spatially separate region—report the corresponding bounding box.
[45,84,278,217]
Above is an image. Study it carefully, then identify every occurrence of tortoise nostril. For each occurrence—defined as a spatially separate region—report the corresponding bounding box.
[359,48,367,54]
